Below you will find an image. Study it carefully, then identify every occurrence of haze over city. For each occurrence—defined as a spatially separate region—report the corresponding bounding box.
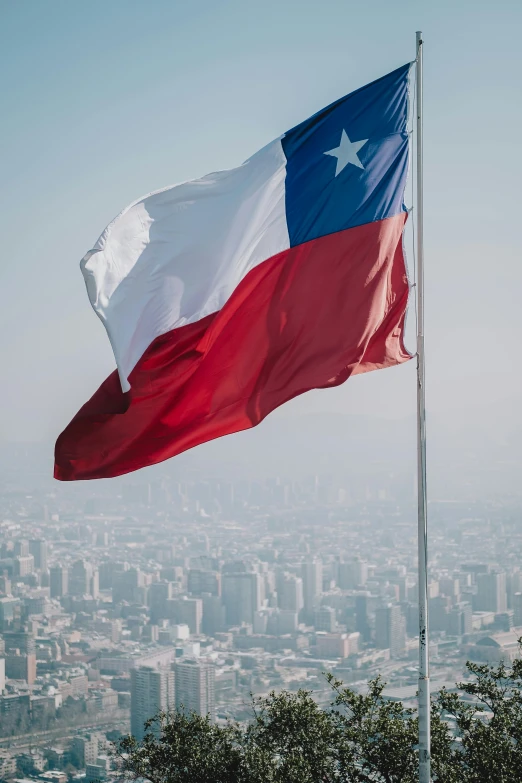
[0,2,521,783]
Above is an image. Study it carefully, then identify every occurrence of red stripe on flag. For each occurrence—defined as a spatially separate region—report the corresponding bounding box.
[55,214,410,480]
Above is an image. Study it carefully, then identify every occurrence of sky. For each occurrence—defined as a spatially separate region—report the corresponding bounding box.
[1,0,521,447]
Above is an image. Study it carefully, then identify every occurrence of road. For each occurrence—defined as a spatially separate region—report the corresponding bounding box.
[0,715,130,750]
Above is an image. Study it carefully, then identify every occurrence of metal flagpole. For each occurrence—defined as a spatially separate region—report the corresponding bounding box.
[415,30,430,783]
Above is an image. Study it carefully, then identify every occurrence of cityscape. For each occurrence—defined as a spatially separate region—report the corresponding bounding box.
[2,1,522,781]
[0,439,521,783]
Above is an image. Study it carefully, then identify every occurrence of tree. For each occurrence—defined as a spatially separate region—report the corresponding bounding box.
[437,652,522,783]
[325,673,462,783]
[327,673,420,783]
[115,648,522,783]
[244,689,338,783]
[115,711,246,783]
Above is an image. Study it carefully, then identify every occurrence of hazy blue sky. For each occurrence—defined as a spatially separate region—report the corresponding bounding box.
[1,0,521,444]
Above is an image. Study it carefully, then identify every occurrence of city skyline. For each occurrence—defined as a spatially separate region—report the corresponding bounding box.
[1,458,522,779]
[1,2,521,781]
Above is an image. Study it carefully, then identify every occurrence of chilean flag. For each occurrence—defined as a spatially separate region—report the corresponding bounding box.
[55,63,412,481]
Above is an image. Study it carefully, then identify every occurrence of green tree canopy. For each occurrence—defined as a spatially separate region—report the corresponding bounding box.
[114,647,522,783]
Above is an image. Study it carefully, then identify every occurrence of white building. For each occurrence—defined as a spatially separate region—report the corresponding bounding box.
[130,666,175,741]
[174,660,215,720]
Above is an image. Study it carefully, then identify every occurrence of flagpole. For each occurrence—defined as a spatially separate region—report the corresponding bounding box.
[415,30,430,783]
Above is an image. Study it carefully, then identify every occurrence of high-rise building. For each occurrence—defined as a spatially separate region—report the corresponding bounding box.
[131,666,175,741]
[50,565,68,598]
[513,593,522,627]
[69,560,93,597]
[262,569,276,603]
[315,632,351,659]
[266,608,298,635]
[445,601,473,636]
[222,560,248,574]
[174,660,215,720]
[3,631,35,655]
[314,606,336,633]
[338,559,368,590]
[429,595,451,632]
[0,572,11,596]
[355,594,372,643]
[99,561,116,590]
[148,582,173,623]
[91,569,100,599]
[461,563,489,579]
[301,560,323,621]
[277,574,304,612]
[5,653,37,685]
[0,597,21,632]
[70,735,99,767]
[188,570,221,597]
[476,571,508,614]
[13,540,29,558]
[112,567,143,604]
[14,556,34,578]
[29,540,48,572]
[0,692,30,726]
[177,597,203,635]
[439,576,460,599]
[222,572,263,626]
[507,572,522,610]
[202,595,226,635]
[375,604,406,659]
[0,658,5,692]
[4,632,37,685]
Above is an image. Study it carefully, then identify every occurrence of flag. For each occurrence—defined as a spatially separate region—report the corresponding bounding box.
[55,63,412,481]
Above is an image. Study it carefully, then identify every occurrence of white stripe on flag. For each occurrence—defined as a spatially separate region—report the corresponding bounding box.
[81,138,290,391]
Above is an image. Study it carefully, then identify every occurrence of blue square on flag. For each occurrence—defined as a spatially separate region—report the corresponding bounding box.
[282,63,411,247]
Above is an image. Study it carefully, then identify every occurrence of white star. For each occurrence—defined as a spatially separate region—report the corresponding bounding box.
[324,129,368,176]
